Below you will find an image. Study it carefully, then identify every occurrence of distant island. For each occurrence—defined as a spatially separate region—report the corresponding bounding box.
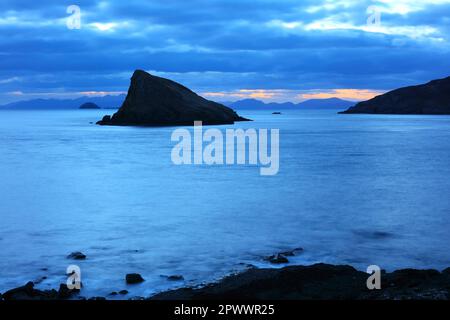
[0,95,125,110]
[97,70,250,126]
[340,76,450,114]
[225,97,354,110]
[79,102,100,109]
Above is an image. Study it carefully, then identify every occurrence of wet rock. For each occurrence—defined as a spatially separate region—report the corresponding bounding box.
[238,263,257,269]
[167,275,184,281]
[109,291,118,296]
[280,248,303,257]
[119,290,129,295]
[67,251,86,260]
[33,276,47,284]
[2,282,40,300]
[126,273,145,284]
[2,281,78,300]
[264,254,289,264]
[57,284,80,299]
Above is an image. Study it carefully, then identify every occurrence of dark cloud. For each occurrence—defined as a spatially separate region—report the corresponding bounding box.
[0,0,449,103]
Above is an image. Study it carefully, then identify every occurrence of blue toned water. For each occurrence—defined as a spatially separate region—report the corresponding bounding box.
[0,109,450,298]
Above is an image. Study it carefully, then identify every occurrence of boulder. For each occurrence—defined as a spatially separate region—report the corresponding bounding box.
[67,251,86,260]
[126,273,145,284]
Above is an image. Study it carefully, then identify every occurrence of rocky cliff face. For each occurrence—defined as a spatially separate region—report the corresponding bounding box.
[340,76,450,114]
[97,70,250,126]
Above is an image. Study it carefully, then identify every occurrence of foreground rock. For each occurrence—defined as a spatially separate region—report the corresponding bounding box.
[1,282,79,300]
[97,70,250,126]
[340,76,450,114]
[151,264,450,300]
[2,264,449,300]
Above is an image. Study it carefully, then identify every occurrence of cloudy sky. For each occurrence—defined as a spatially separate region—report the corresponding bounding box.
[0,0,449,104]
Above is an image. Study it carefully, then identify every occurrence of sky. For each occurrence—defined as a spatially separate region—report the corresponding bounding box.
[0,0,450,104]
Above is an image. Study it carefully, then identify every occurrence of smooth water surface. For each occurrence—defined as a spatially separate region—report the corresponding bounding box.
[1,109,450,297]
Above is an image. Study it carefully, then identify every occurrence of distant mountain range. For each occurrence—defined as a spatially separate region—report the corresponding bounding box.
[0,95,355,111]
[223,98,355,110]
[0,95,126,109]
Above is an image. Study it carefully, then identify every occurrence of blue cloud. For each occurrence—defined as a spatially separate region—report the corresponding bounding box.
[0,0,449,103]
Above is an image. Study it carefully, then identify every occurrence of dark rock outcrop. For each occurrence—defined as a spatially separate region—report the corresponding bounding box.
[79,102,100,109]
[167,275,184,281]
[264,254,289,264]
[1,282,79,300]
[340,76,450,114]
[126,273,145,284]
[67,251,86,260]
[97,70,250,126]
[151,263,450,300]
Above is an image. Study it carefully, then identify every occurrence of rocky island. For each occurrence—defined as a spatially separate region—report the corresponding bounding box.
[339,75,450,114]
[97,70,249,126]
[79,102,100,109]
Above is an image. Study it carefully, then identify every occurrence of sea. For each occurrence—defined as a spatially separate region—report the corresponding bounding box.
[0,109,449,298]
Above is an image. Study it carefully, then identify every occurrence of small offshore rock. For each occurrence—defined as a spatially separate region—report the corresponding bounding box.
[67,251,86,260]
[265,254,289,264]
[280,248,304,257]
[119,290,129,295]
[167,275,184,281]
[126,273,145,284]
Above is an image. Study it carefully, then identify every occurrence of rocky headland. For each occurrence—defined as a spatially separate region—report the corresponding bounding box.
[97,70,250,126]
[340,76,450,114]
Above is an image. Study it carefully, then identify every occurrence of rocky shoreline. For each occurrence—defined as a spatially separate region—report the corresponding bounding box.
[1,262,449,301]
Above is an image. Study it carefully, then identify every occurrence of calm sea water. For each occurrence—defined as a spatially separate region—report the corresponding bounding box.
[1,109,450,298]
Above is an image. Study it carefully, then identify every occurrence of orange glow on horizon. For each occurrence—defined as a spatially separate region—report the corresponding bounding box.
[300,89,384,101]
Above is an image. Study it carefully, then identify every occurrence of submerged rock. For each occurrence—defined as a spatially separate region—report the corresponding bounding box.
[264,254,289,264]
[67,251,86,260]
[167,275,184,281]
[97,70,250,126]
[339,75,450,114]
[280,248,304,257]
[126,273,145,284]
